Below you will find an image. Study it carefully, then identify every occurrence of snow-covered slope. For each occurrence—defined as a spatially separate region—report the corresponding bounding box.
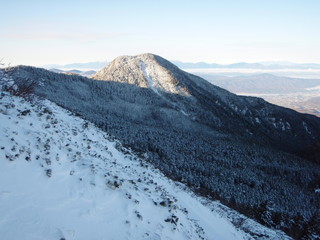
[0,91,291,240]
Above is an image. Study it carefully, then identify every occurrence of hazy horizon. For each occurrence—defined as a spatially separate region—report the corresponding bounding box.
[42,58,320,67]
[39,57,320,79]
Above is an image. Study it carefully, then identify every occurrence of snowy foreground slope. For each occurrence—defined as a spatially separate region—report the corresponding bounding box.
[0,91,290,240]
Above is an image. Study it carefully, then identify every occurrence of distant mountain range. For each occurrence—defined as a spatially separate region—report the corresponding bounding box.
[43,60,320,71]
[43,61,108,70]
[173,61,320,69]
[6,53,320,239]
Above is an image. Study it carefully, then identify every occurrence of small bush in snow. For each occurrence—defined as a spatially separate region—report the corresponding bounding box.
[46,169,52,177]
[164,214,179,225]
[2,75,37,101]
[135,210,143,220]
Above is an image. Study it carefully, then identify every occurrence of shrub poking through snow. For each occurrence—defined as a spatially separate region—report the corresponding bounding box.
[46,169,52,177]
[165,214,179,225]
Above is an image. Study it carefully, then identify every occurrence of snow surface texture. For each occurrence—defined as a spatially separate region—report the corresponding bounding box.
[0,89,290,239]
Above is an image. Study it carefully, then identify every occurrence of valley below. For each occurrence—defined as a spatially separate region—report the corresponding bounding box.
[188,70,320,117]
[238,91,320,117]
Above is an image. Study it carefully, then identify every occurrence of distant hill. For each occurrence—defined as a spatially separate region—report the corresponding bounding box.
[49,68,96,77]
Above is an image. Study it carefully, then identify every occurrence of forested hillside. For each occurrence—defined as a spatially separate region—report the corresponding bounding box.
[3,54,320,239]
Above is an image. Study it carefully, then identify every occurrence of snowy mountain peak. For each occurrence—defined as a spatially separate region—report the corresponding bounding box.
[92,53,191,96]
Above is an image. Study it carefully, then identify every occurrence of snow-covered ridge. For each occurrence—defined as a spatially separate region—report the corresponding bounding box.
[0,87,290,239]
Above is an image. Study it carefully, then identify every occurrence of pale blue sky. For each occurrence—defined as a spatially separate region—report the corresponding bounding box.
[1,0,320,66]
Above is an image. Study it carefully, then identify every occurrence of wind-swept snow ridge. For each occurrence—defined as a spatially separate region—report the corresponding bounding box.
[0,89,290,240]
